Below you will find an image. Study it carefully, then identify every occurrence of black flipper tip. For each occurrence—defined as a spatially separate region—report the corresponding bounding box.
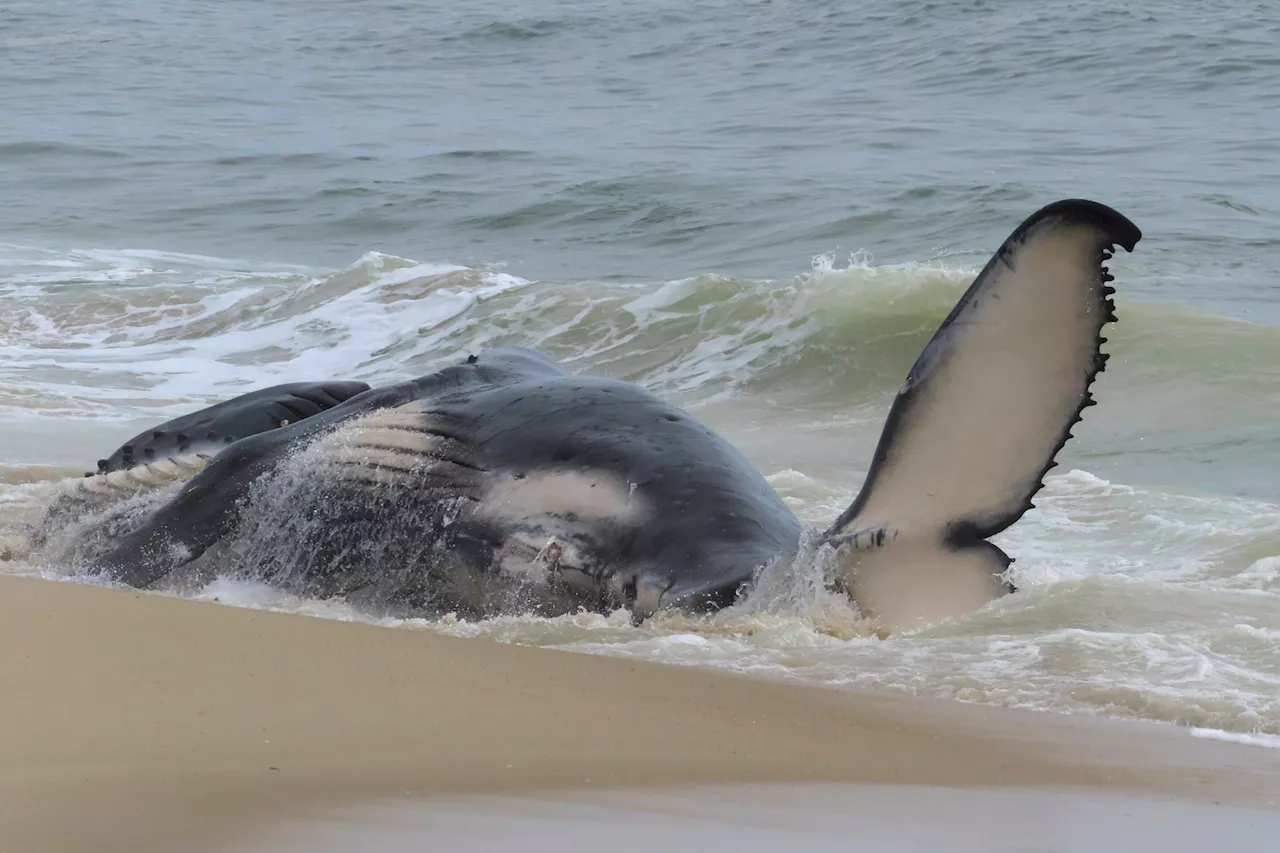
[1020,198,1143,253]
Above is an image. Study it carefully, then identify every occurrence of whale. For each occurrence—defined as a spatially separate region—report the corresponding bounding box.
[55,199,1140,631]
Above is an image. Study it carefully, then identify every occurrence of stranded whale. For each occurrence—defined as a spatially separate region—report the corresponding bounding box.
[46,199,1141,631]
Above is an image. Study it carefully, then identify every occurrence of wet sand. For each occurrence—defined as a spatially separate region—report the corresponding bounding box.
[232,784,1280,853]
[2,573,1278,853]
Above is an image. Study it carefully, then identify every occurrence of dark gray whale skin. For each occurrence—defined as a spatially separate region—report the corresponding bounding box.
[91,380,372,476]
[81,199,1142,627]
[87,348,803,619]
[27,380,372,554]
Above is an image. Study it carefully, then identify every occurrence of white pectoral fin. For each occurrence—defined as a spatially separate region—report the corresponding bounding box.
[826,199,1142,629]
[832,532,1013,633]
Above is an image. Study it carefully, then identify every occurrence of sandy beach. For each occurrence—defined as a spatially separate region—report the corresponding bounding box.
[1,573,1277,852]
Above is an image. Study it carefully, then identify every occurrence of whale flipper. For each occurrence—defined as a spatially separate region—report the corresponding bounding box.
[826,199,1142,632]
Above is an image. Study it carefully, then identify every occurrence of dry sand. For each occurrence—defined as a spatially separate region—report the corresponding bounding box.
[2,573,1278,853]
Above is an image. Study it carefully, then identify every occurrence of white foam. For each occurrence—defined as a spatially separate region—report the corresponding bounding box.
[808,250,975,285]
[365,259,470,285]
[0,247,532,414]
[1189,727,1280,749]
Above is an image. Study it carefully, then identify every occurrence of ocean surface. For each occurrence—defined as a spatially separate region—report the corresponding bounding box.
[4,0,1280,739]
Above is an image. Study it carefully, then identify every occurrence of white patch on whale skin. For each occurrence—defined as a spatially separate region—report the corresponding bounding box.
[476,471,652,599]
[477,470,651,526]
[495,529,593,588]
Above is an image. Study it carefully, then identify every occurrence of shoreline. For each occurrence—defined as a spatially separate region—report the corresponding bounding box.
[3,573,1278,852]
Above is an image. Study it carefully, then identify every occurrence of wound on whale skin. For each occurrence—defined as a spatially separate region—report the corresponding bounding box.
[824,199,1141,633]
